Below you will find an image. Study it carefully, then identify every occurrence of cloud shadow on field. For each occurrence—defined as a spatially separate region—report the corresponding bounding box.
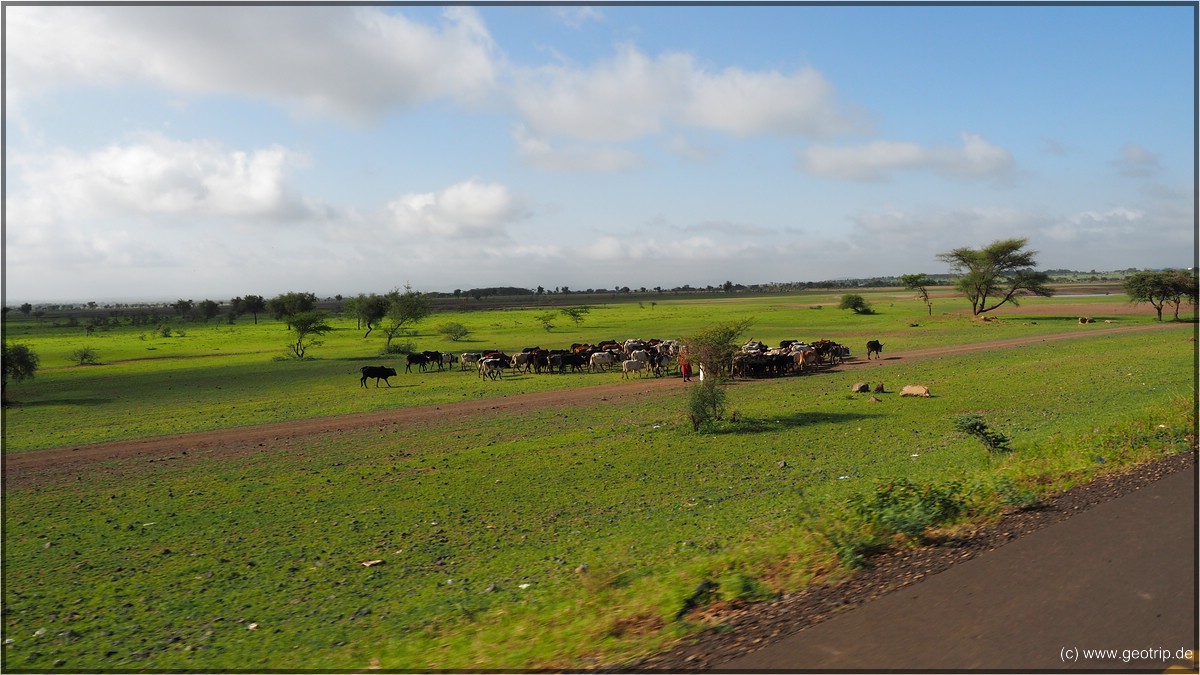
[15,397,114,408]
[713,411,882,435]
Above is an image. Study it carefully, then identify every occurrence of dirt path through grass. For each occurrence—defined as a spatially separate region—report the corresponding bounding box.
[4,322,1187,487]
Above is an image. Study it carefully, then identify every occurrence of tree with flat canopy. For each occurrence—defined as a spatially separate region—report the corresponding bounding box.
[1123,269,1198,321]
[286,311,332,359]
[937,238,1055,315]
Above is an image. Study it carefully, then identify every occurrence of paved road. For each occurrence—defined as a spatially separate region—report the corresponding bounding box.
[715,466,1198,671]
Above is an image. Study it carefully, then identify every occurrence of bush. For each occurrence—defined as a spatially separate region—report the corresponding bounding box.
[71,347,100,366]
[850,479,967,540]
[382,341,415,355]
[685,381,727,431]
[838,294,874,314]
[953,414,1012,453]
[436,322,470,341]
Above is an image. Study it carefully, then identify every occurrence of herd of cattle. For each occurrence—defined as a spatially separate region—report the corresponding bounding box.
[359,337,885,387]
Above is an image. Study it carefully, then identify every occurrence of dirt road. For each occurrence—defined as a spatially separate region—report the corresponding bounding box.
[3,322,1185,487]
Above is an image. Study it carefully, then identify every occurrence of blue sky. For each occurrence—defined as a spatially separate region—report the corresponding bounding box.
[4,3,1195,303]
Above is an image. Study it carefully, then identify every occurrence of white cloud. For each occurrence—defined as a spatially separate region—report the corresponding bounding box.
[799,132,1014,181]
[512,125,646,172]
[1112,144,1162,178]
[7,133,311,225]
[852,206,1038,247]
[511,43,864,144]
[551,6,605,28]
[1046,207,1144,242]
[683,65,865,137]
[5,6,498,123]
[387,179,528,238]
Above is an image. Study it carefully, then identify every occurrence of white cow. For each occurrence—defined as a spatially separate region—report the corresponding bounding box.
[459,353,482,371]
[511,352,535,373]
[589,351,616,372]
[621,359,644,379]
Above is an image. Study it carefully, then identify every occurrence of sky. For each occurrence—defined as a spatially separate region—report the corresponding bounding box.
[3,3,1196,304]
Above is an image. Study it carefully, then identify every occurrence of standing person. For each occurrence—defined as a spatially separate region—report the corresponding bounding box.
[679,352,693,382]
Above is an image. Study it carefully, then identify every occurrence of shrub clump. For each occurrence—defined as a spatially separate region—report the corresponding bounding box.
[953,413,1012,453]
[685,380,727,431]
[849,479,968,540]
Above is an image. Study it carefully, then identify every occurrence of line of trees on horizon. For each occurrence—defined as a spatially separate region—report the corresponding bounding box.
[4,265,1191,315]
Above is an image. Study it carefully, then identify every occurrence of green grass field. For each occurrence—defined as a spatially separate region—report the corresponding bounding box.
[2,289,1195,670]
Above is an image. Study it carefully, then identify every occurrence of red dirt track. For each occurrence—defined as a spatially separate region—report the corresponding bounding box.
[3,322,1187,488]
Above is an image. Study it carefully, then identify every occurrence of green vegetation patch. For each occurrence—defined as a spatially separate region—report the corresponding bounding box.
[3,322,1193,670]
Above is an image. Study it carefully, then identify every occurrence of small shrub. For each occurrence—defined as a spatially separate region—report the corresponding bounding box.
[382,341,416,355]
[850,479,967,540]
[685,381,727,431]
[993,477,1042,510]
[70,347,100,366]
[953,413,1012,453]
[821,521,884,569]
[436,322,470,341]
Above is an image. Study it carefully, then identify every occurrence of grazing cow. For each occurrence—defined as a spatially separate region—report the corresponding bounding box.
[899,385,931,397]
[793,349,818,373]
[866,340,884,360]
[621,359,644,379]
[459,352,482,371]
[421,350,445,371]
[589,351,616,372]
[511,352,535,373]
[360,366,398,388]
[478,358,505,380]
[405,353,428,373]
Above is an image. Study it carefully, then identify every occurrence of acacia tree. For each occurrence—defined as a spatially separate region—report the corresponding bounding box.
[286,311,332,359]
[560,306,591,326]
[268,292,317,328]
[379,286,432,350]
[232,295,267,324]
[900,273,933,316]
[838,294,873,314]
[351,293,389,338]
[1166,269,1199,320]
[3,343,40,404]
[1124,269,1198,321]
[937,238,1055,315]
[197,299,221,323]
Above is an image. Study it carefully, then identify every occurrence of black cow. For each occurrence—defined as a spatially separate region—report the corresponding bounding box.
[405,353,428,373]
[866,340,884,360]
[360,365,398,388]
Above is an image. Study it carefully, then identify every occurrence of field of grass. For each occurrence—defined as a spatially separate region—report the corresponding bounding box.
[2,289,1195,670]
[0,287,1170,451]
